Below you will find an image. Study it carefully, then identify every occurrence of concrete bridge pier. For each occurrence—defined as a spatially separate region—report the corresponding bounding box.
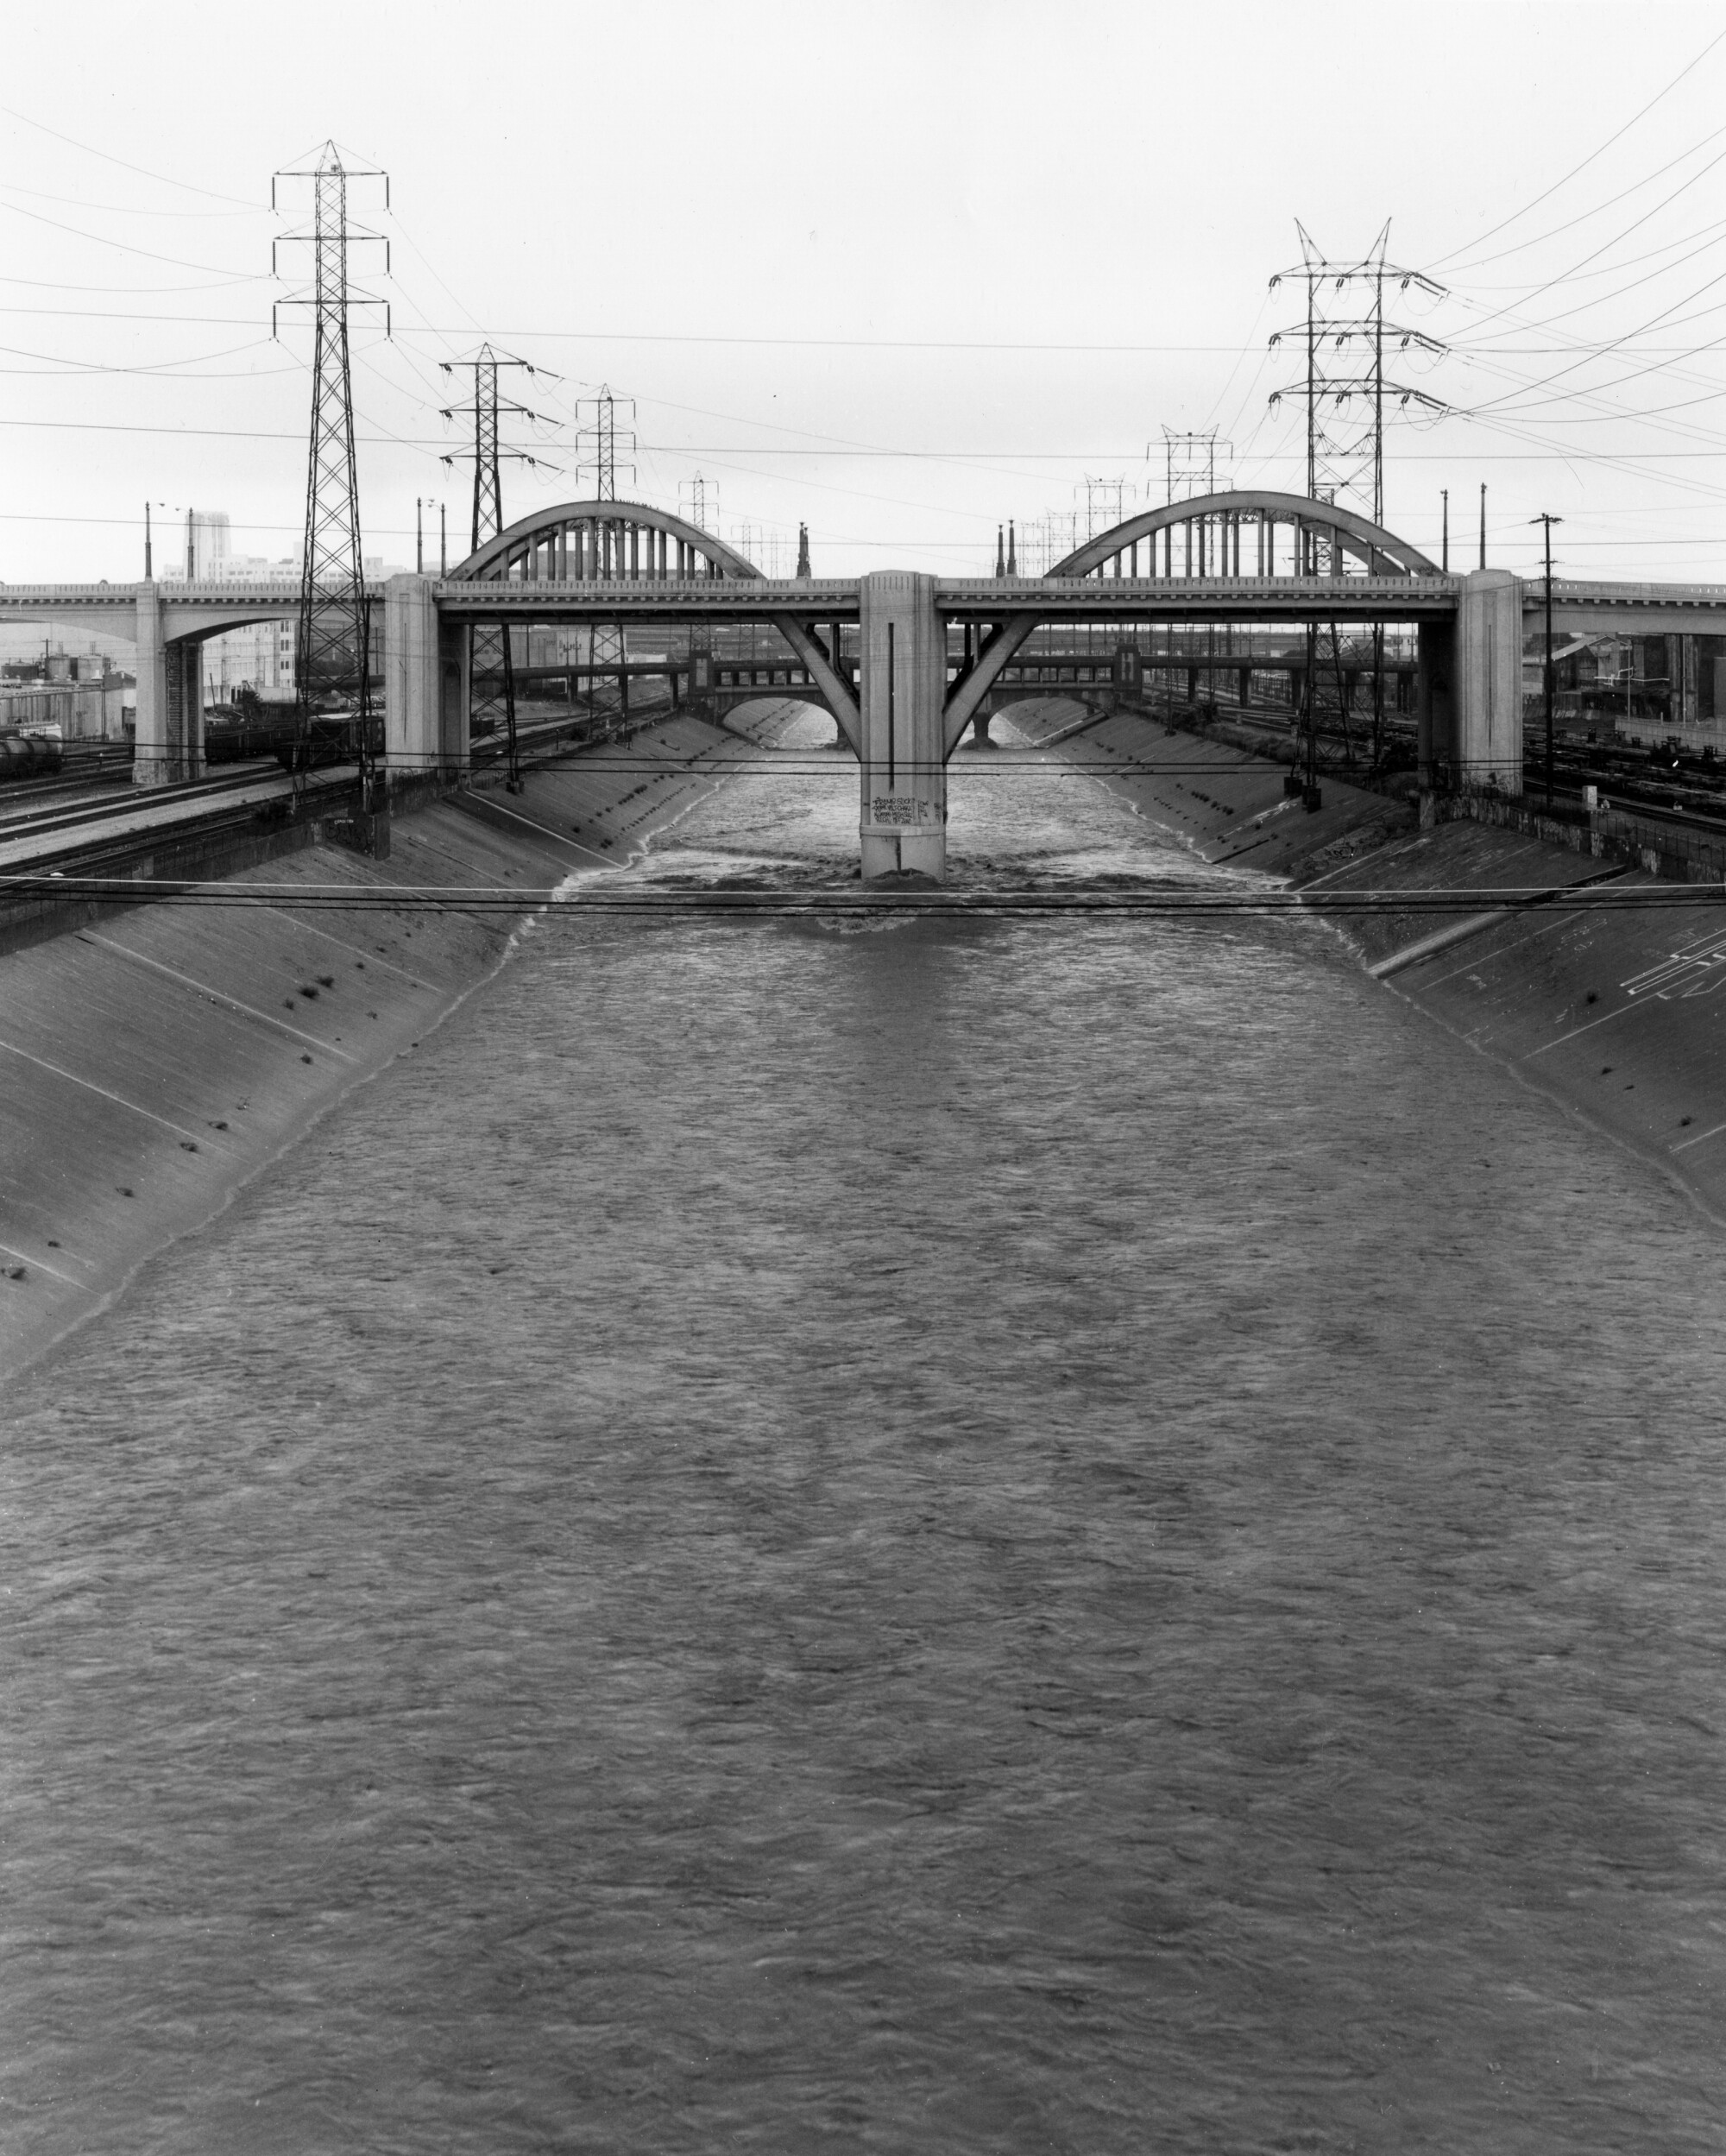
[385,574,469,786]
[1416,617,1455,823]
[131,586,204,786]
[1454,569,1523,797]
[858,571,947,879]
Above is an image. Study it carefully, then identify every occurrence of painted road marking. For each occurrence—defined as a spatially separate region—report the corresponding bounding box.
[1623,925,1726,1000]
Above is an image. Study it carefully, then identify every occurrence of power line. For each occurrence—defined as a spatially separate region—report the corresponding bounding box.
[0,101,265,208]
[1427,25,1726,270]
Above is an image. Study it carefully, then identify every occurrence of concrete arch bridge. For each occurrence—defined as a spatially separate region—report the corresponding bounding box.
[9,491,1726,879]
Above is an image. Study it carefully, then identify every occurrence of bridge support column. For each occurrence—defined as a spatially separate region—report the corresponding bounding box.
[165,641,205,783]
[439,618,471,776]
[133,592,205,784]
[1416,617,1456,822]
[132,585,168,786]
[858,571,946,880]
[1454,570,1523,796]
[384,574,444,786]
[687,627,714,722]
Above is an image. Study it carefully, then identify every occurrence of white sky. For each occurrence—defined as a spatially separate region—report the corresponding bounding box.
[3,0,1726,587]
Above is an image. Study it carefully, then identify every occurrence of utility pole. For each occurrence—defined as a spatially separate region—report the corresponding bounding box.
[143,502,153,580]
[1441,489,1449,573]
[1532,513,1562,809]
[439,503,446,577]
[1479,484,1487,570]
[273,142,389,835]
[440,346,546,787]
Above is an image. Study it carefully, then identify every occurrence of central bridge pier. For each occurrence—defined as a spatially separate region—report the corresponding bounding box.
[858,572,948,878]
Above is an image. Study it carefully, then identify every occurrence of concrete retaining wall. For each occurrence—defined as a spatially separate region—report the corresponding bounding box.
[0,714,782,1382]
[1009,696,1726,1222]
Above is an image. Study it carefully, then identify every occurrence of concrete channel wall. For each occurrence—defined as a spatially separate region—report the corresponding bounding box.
[0,713,778,1382]
[8,695,1726,1382]
[1009,698,1726,1225]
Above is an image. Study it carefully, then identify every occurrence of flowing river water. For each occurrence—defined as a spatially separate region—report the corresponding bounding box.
[4,709,1726,2153]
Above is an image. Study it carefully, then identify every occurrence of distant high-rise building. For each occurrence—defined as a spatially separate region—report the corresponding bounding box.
[192,511,230,578]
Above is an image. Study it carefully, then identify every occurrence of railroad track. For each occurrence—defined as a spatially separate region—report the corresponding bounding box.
[0,761,292,847]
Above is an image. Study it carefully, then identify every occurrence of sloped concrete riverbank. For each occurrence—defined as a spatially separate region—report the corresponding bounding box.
[9,694,1726,1384]
[0,712,784,1382]
[1010,698,1726,1223]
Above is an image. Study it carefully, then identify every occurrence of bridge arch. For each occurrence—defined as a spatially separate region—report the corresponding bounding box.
[1048,489,1439,582]
[451,499,761,584]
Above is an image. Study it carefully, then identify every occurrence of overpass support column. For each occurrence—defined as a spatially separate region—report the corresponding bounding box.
[1416,616,1456,823]
[384,574,442,788]
[135,618,201,787]
[858,571,946,879]
[164,641,205,783]
[439,618,471,777]
[1454,570,1523,796]
[132,584,169,787]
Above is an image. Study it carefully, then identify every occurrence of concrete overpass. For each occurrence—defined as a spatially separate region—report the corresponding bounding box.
[9,490,1726,879]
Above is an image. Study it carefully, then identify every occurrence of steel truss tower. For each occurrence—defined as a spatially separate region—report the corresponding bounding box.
[1162,428,1227,506]
[440,346,544,782]
[274,142,388,823]
[1269,223,1447,774]
[576,387,637,711]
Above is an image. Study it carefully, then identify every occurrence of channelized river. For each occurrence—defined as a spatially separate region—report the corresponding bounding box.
[5,710,1725,2153]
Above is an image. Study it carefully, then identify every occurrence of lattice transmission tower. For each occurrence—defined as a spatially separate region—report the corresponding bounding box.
[1161,428,1229,504]
[576,388,637,709]
[678,474,719,536]
[1269,223,1447,772]
[440,346,547,779]
[273,142,388,823]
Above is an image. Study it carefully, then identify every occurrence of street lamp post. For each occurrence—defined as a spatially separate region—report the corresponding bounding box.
[1531,513,1563,809]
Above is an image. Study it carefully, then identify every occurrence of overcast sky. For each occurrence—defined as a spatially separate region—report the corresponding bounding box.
[3,0,1725,589]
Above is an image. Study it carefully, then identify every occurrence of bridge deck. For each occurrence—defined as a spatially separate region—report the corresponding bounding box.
[7,574,1726,635]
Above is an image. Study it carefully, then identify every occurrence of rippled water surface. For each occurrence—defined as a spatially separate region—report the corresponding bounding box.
[6,712,1726,2153]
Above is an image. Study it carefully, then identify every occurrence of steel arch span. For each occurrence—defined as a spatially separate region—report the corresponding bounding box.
[942,492,1440,753]
[1048,489,1439,581]
[450,498,762,583]
[448,498,863,747]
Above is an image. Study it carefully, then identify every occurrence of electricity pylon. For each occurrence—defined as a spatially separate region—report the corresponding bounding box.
[1269,223,1447,773]
[440,346,546,779]
[575,387,637,715]
[273,141,388,828]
